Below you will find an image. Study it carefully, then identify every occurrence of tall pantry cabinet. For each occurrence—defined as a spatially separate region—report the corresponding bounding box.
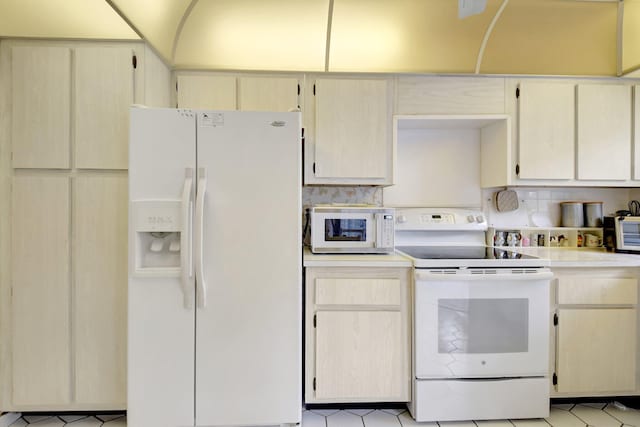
[0,40,171,411]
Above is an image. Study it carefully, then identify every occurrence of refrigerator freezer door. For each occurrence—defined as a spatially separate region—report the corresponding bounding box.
[128,108,197,427]
[194,111,302,426]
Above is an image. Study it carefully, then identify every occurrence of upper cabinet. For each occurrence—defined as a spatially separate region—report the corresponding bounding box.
[176,74,237,110]
[517,82,575,180]
[576,84,631,181]
[75,47,135,170]
[635,86,640,180]
[11,46,71,169]
[306,77,393,185]
[238,76,300,112]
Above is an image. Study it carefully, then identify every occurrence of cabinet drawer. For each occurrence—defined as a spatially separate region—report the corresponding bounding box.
[557,277,637,305]
[315,278,401,306]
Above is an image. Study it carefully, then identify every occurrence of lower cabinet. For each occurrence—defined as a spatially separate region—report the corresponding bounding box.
[305,267,411,403]
[553,269,638,396]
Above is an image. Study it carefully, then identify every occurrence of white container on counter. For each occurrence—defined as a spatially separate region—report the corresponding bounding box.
[584,201,603,227]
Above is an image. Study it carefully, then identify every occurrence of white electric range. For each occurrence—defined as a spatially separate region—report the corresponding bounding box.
[394,207,552,422]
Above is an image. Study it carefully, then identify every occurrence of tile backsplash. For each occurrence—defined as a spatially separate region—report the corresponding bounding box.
[302,186,383,209]
[482,187,632,228]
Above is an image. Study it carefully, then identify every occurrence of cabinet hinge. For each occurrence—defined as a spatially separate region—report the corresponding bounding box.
[313,84,316,96]
[552,373,558,386]
[553,313,558,326]
[515,163,520,176]
[313,377,316,390]
[313,162,316,175]
[132,54,137,69]
[297,84,301,96]
[313,314,317,328]
[516,87,520,98]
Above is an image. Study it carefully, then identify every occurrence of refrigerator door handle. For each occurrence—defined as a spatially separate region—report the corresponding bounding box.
[180,168,195,309]
[195,168,207,308]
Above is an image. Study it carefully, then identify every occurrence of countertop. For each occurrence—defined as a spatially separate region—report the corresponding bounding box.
[304,247,640,268]
[510,247,640,268]
[303,247,413,267]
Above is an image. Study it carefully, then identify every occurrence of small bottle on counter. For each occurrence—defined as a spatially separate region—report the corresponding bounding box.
[577,232,583,248]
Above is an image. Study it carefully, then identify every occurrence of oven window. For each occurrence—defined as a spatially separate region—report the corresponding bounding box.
[438,298,529,354]
[324,219,366,241]
[622,222,640,246]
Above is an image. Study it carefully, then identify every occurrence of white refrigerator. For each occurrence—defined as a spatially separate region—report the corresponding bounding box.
[128,107,301,427]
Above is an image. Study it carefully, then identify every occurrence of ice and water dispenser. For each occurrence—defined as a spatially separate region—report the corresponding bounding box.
[132,199,186,274]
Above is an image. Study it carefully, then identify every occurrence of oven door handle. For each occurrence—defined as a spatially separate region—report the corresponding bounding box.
[415,271,554,282]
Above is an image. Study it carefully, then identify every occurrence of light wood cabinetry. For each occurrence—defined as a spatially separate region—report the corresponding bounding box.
[306,77,393,185]
[576,84,631,181]
[238,76,299,111]
[75,47,134,170]
[73,175,128,406]
[0,40,167,411]
[176,74,237,109]
[11,46,71,169]
[305,267,411,403]
[517,82,575,180]
[633,85,640,180]
[11,176,71,406]
[553,270,638,396]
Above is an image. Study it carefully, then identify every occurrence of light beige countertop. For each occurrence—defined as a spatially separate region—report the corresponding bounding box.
[303,247,413,268]
[511,247,640,268]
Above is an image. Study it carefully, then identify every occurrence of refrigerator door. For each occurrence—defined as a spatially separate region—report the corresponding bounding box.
[194,111,302,426]
[128,107,197,427]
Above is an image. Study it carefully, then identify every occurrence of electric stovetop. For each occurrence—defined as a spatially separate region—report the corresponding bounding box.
[396,245,547,268]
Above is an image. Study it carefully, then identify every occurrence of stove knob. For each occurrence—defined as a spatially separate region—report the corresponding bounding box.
[467,215,476,223]
[476,215,485,223]
[397,215,407,224]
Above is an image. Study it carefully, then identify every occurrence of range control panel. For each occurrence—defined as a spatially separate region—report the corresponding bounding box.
[395,207,487,231]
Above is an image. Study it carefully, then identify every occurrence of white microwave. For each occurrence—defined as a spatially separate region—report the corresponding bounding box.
[310,206,395,254]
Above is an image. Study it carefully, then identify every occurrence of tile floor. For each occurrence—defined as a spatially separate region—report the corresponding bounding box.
[8,403,640,426]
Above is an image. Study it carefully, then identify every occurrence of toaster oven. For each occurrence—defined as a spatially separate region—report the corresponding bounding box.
[604,215,640,253]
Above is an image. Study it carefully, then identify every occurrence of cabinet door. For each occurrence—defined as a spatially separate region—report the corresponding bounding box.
[556,308,636,393]
[73,176,127,406]
[315,310,404,400]
[314,78,390,181]
[11,176,71,406]
[577,84,631,180]
[11,46,71,169]
[75,47,134,170]
[634,85,640,180]
[176,75,236,109]
[238,76,299,111]
[518,82,575,180]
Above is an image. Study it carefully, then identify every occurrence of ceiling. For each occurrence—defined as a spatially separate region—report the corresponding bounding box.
[0,0,639,76]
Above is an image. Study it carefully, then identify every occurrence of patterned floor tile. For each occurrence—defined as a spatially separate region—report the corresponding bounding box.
[570,405,622,427]
[59,415,87,423]
[510,419,549,426]
[438,422,476,427]
[22,416,53,424]
[552,404,576,411]
[310,408,341,416]
[301,410,325,427]
[65,417,103,427]
[103,417,126,426]
[475,421,514,426]
[398,412,437,426]
[26,419,64,427]
[603,404,640,426]
[348,409,374,416]
[96,414,124,422]
[381,409,408,416]
[544,408,585,427]
[326,411,363,427]
[8,418,27,427]
[580,402,608,410]
[363,410,401,427]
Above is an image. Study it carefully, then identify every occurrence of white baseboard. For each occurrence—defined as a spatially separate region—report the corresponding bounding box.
[0,412,21,427]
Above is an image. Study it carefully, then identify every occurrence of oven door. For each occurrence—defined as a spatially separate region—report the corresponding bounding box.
[414,269,552,379]
[311,212,375,252]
